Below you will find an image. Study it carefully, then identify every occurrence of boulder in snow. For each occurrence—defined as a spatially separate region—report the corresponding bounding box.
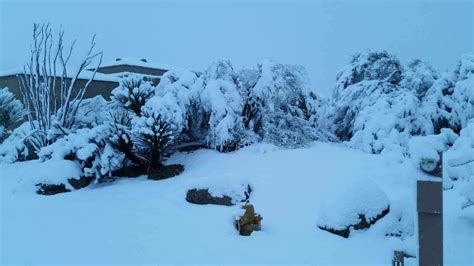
[317,178,390,238]
[148,164,184,180]
[36,183,71,195]
[67,176,95,190]
[36,175,95,195]
[186,183,252,206]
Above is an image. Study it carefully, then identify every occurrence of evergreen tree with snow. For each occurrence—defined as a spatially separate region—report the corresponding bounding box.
[131,96,183,171]
[111,76,156,116]
[0,87,26,136]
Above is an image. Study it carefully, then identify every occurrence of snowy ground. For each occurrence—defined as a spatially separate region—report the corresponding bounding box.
[1,142,473,265]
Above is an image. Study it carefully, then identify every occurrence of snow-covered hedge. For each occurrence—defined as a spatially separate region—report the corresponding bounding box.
[154,59,327,151]
[2,52,473,186]
[328,51,474,155]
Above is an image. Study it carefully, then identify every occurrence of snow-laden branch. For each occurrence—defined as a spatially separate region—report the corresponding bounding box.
[18,23,102,149]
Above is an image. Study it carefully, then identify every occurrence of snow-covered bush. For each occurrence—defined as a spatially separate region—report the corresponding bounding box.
[111,76,156,116]
[38,124,124,180]
[73,96,109,128]
[327,51,445,154]
[349,83,425,154]
[107,111,135,164]
[451,54,474,130]
[332,51,402,99]
[241,60,324,147]
[421,54,474,134]
[131,96,183,170]
[199,60,253,151]
[328,79,426,154]
[0,122,35,163]
[155,69,207,143]
[401,59,439,100]
[329,51,404,142]
[444,120,474,208]
[0,87,26,141]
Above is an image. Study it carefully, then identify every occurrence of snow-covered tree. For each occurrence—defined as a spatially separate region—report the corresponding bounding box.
[327,51,431,154]
[330,51,402,141]
[401,59,439,100]
[421,54,474,135]
[155,69,206,143]
[451,54,474,130]
[198,59,253,151]
[332,51,402,99]
[111,76,156,116]
[241,60,324,147]
[0,87,26,130]
[131,96,183,171]
[18,23,102,150]
[106,110,135,165]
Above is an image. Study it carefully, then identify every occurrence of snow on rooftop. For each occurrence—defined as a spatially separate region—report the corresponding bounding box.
[0,67,121,82]
[99,57,181,71]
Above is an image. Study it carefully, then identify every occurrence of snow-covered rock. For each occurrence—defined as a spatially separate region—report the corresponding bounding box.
[317,177,390,238]
[186,182,252,206]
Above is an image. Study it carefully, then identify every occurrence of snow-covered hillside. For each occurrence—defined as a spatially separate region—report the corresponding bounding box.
[1,142,473,265]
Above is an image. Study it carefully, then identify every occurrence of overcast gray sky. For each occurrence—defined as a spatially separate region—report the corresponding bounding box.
[1,0,472,95]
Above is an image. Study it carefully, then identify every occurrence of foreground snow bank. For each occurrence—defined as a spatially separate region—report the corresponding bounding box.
[1,142,473,264]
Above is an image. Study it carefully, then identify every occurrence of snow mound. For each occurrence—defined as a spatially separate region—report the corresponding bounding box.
[317,177,390,237]
[409,128,458,175]
[1,159,82,194]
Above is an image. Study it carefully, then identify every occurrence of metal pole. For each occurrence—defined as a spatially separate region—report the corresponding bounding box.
[417,180,443,266]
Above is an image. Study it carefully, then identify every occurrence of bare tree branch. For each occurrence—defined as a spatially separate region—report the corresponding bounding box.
[18,23,102,150]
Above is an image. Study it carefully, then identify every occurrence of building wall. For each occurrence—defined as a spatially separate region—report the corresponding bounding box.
[0,74,120,100]
[96,64,167,77]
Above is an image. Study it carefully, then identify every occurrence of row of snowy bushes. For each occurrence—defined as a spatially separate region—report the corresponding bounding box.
[1,51,473,189]
[0,59,330,181]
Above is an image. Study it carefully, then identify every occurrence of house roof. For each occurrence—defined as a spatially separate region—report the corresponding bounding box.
[0,67,120,82]
[0,58,180,81]
[99,57,178,71]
